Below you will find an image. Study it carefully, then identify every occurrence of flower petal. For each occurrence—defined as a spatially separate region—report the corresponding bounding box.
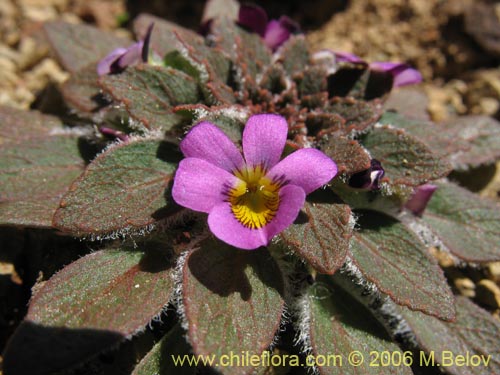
[208,184,305,250]
[172,157,239,213]
[238,4,268,36]
[97,47,127,76]
[370,62,422,87]
[242,114,288,170]
[180,122,244,173]
[334,51,366,64]
[405,183,438,216]
[268,148,337,194]
[117,41,144,69]
[264,16,298,50]
[348,159,385,190]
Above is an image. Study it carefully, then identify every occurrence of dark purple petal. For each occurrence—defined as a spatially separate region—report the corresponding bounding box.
[370,62,422,87]
[96,47,128,76]
[242,114,288,170]
[141,23,155,63]
[180,122,245,173]
[405,183,438,216]
[172,157,240,213]
[238,4,268,37]
[263,16,298,50]
[268,148,338,194]
[334,51,366,64]
[207,184,305,250]
[348,159,385,190]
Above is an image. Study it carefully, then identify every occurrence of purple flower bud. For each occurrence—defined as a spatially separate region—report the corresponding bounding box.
[331,51,422,88]
[96,23,154,76]
[348,159,385,190]
[369,62,423,87]
[405,183,438,216]
[237,4,299,50]
[238,4,268,37]
[264,16,300,50]
[98,127,129,142]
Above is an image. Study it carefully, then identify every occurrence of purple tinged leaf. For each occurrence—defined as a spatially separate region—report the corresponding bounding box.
[3,244,175,375]
[61,63,110,114]
[182,238,285,375]
[98,126,129,142]
[53,139,180,236]
[132,324,195,375]
[280,193,352,275]
[383,87,431,121]
[320,136,371,175]
[306,281,414,375]
[421,181,500,262]
[99,65,201,131]
[44,21,130,73]
[0,108,85,228]
[404,183,438,216]
[398,297,500,375]
[360,125,451,187]
[350,212,455,321]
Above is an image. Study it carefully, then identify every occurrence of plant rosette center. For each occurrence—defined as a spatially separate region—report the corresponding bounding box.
[172,114,338,250]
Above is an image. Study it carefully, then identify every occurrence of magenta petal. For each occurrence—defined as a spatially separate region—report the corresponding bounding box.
[242,114,288,170]
[268,148,337,194]
[334,51,365,64]
[208,185,305,250]
[264,19,291,50]
[370,62,422,87]
[97,47,127,76]
[180,122,244,173]
[172,158,239,214]
[238,4,268,37]
[405,184,438,216]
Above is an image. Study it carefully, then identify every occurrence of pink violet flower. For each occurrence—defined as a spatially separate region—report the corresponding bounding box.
[332,51,423,88]
[237,4,300,51]
[97,23,155,76]
[172,114,337,250]
[404,183,438,216]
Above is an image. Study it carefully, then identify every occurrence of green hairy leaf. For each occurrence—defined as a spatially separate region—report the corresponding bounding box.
[399,297,500,375]
[44,21,130,73]
[280,191,352,275]
[0,108,85,228]
[306,280,413,375]
[350,211,455,320]
[53,139,180,236]
[360,125,451,186]
[99,65,201,131]
[3,243,174,375]
[182,238,285,375]
[421,181,500,262]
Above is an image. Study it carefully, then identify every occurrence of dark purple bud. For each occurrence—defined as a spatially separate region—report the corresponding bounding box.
[99,127,129,142]
[238,4,268,37]
[348,159,385,190]
[369,62,422,87]
[404,183,438,216]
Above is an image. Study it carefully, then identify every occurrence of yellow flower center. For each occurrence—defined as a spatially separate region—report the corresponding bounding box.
[228,165,281,229]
